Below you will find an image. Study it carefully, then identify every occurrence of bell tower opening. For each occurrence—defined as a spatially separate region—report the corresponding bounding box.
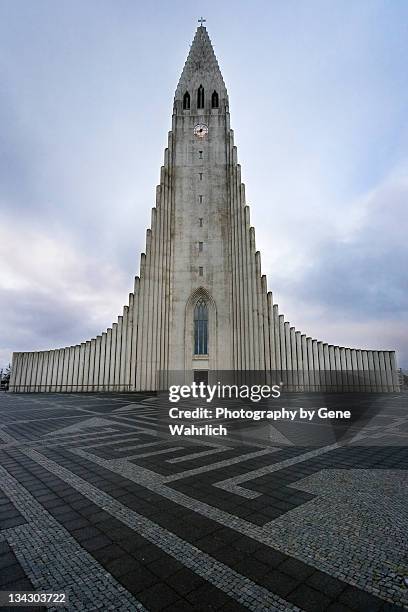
[183,91,190,109]
[197,84,205,109]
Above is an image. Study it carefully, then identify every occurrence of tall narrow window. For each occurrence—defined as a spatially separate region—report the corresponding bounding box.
[194,299,208,355]
[199,195,203,203]
[199,173,203,180]
[197,85,204,109]
[211,90,219,108]
[199,218,203,227]
[199,150,203,159]
[199,266,203,276]
[198,241,203,252]
[183,91,190,110]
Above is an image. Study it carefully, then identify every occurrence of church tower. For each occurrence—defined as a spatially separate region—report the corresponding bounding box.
[170,25,232,374]
[9,25,398,393]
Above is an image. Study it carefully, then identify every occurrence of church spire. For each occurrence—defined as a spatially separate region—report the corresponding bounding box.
[175,24,227,108]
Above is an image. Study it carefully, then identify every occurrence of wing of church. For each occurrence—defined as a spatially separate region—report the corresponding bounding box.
[9,26,399,393]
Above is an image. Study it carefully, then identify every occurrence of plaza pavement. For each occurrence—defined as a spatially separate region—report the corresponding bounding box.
[0,391,407,611]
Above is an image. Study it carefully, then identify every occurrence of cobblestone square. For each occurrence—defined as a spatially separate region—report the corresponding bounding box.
[0,392,407,611]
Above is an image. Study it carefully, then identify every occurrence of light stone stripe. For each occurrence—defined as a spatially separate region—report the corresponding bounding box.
[126,446,184,459]
[167,446,230,464]
[79,435,153,450]
[118,441,170,452]
[0,431,138,451]
[20,447,299,612]
[0,416,114,428]
[0,465,146,611]
[215,443,341,499]
[163,449,276,482]
[44,428,117,440]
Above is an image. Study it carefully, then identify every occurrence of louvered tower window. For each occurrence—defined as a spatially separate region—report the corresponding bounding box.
[183,91,190,109]
[211,90,219,108]
[197,85,204,109]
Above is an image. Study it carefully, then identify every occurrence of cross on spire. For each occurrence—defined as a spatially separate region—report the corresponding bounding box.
[198,17,206,27]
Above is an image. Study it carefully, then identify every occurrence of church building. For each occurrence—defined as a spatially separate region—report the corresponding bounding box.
[9,25,398,392]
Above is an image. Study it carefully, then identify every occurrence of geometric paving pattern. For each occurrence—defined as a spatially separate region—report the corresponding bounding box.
[0,391,407,611]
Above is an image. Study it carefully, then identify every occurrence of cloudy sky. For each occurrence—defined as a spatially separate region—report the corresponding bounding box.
[1,0,407,370]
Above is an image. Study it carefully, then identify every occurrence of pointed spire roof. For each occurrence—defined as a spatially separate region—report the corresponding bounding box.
[175,26,226,98]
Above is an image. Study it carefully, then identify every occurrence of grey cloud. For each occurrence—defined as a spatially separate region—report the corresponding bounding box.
[276,171,407,321]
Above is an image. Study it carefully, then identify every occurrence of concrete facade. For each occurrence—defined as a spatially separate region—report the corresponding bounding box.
[9,26,399,392]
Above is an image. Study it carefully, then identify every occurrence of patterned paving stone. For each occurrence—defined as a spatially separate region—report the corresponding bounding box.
[0,391,407,611]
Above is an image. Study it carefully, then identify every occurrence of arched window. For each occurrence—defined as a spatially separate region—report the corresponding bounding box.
[197,85,204,109]
[194,299,208,354]
[183,91,190,110]
[211,90,219,108]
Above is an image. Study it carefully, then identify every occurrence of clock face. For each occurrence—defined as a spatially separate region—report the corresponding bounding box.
[194,124,208,138]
